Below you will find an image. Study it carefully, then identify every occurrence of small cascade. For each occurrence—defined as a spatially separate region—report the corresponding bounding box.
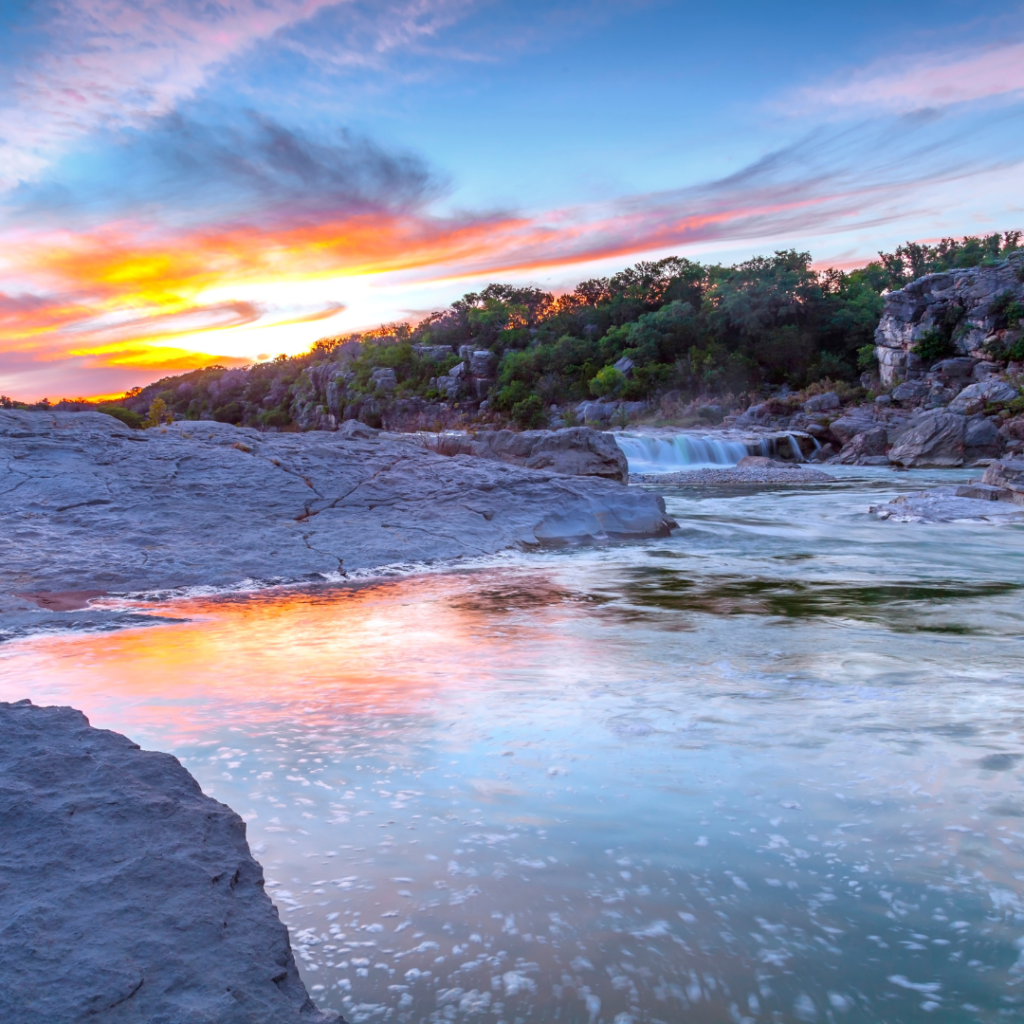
[616,433,750,474]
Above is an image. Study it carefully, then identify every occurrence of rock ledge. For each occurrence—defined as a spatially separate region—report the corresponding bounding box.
[0,700,336,1024]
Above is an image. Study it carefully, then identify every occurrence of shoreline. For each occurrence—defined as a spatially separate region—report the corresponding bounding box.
[0,410,675,642]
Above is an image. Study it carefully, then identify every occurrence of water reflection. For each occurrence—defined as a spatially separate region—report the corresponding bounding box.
[2,470,1024,1023]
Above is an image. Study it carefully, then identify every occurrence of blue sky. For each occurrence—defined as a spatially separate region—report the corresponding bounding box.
[2,0,1023,398]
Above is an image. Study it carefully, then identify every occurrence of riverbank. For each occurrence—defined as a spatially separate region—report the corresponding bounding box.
[0,411,674,641]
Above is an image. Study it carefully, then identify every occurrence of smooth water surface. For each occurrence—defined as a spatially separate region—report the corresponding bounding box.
[3,469,1024,1023]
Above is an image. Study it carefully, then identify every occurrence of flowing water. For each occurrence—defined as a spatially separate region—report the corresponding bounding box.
[3,468,1024,1023]
[613,432,812,473]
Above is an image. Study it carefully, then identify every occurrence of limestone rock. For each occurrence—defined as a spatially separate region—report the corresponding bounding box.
[437,427,629,482]
[873,252,1024,384]
[0,412,673,639]
[871,489,1024,523]
[836,427,888,464]
[947,379,1019,415]
[955,483,1013,501]
[0,700,335,1024]
[982,459,1024,500]
[803,392,839,413]
[888,412,966,467]
[828,414,877,446]
[964,416,1002,458]
[890,380,931,404]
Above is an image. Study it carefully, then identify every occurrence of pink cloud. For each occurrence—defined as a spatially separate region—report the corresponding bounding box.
[789,40,1024,114]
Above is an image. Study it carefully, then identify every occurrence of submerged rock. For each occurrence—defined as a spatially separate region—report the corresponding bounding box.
[631,463,833,487]
[0,412,674,639]
[870,489,1024,523]
[0,700,336,1024]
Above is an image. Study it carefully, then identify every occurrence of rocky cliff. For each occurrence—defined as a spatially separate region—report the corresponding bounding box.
[874,251,1024,384]
[0,411,674,639]
[0,700,335,1024]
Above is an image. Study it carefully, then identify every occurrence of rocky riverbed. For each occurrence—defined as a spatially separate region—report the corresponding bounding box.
[0,699,335,1024]
[0,411,674,640]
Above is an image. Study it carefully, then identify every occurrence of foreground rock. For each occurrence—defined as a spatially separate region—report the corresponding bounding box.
[0,411,674,639]
[0,700,334,1024]
[632,459,833,487]
[433,426,628,482]
[870,489,1024,523]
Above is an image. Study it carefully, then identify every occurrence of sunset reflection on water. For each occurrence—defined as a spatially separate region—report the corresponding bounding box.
[3,477,1024,1023]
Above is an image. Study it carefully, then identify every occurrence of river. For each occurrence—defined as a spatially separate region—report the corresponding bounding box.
[2,465,1023,1023]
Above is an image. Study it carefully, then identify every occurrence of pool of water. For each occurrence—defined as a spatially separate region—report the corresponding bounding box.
[3,468,1024,1023]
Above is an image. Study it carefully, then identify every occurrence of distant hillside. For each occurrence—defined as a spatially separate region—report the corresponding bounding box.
[11,230,1019,431]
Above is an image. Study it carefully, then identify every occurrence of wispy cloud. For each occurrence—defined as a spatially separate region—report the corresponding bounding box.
[787,39,1024,115]
[0,0,479,189]
[5,113,1020,396]
[7,110,443,228]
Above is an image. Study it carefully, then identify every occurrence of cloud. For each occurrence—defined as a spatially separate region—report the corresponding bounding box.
[7,110,443,227]
[0,0,479,190]
[4,113,1023,399]
[787,39,1024,115]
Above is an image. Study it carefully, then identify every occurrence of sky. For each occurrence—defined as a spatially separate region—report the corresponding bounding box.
[1,0,1023,400]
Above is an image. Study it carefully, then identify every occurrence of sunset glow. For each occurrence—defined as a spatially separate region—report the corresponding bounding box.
[2,0,1022,398]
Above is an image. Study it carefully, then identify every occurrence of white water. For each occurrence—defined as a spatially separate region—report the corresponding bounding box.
[615,432,760,473]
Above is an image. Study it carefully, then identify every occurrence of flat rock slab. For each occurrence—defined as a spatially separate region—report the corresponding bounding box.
[0,411,674,639]
[0,700,335,1024]
[632,466,834,487]
[870,489,1024,523]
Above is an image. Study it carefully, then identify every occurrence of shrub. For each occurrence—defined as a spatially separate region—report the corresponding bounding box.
[143,397,173,428]
[589,366,625,397]
[857,344,877,371]
[97,404,144,429]
[510,393,546,429]
[912,329,956,364]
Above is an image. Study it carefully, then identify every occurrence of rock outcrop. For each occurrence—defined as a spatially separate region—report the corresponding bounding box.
[434,427,629,482]
[0,700,334,1024]
[982,459,1024,503]
[888,412,966,467]
[874,252,1024,384]
[0,411,675,639]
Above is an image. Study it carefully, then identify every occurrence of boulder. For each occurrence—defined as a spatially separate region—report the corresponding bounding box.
[0,700,335,1024]
[836,427,888,464]
[948,379,1019,414]
[982,459,1024,501]
[575,400,619,423]
[871,489,1024,522]
[964,416,1002,458]
[972,360,1003,381]
[338,419,379,439]
[370,367,397,393]
[955,483,1013,501]
[828,414,877,446]
[931,356,978,383]
[439,427,629,482]
[891,380,931,404]
[469,350,497,377]
[803,391,840,413]
[888,412,966,467]
[733,402,770,426]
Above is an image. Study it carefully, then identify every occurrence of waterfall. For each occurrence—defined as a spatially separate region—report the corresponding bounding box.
[616,433,751,474]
